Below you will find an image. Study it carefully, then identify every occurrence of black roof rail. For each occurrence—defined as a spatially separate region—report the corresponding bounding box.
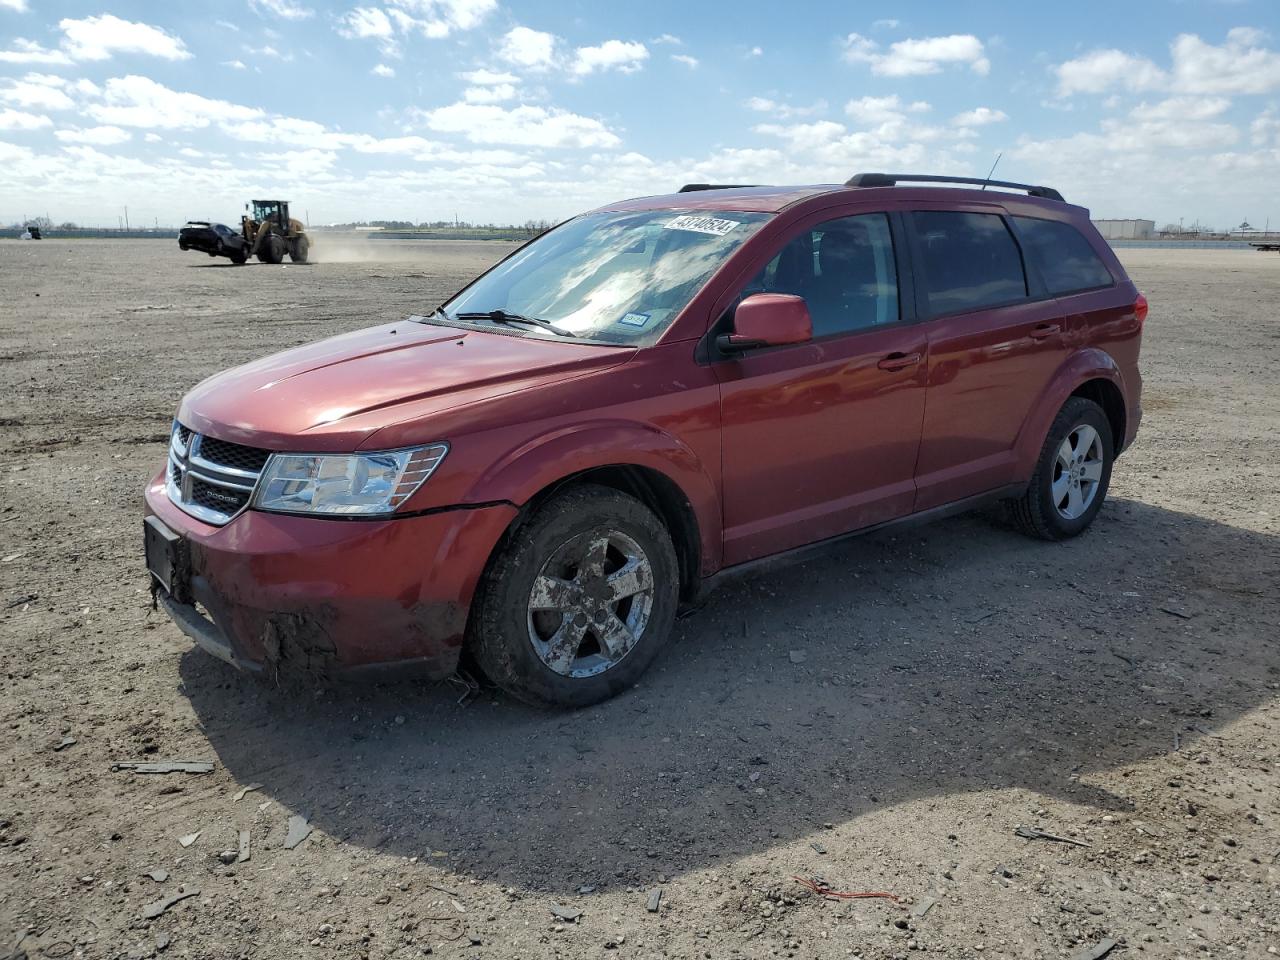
[845,173,1064,203]
[677,183,759,193]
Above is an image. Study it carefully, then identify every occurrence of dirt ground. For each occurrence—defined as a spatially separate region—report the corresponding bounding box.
[1,239,1277,960]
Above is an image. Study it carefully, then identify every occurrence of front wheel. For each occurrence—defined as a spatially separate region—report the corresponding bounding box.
[257,234,284,264]
[468,485,679,708]
[289,235,309,263]
[1006,396,1114,540]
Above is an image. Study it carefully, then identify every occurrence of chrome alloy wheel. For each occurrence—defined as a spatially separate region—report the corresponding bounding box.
[527,530,656,679]
[1052,423,1105,520]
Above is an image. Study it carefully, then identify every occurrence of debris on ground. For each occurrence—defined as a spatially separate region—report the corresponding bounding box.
[145,869,168,883]
[792,875,898,901]
[217,849,237,865]
[237,829,251,863]
[1071,938,1119,960]
[810,840,827,855]
[141,888,200,920]
[912,893,939,918]
[177,832,199,848]
[549,904,582,922]
[5,593,37,609]
[283,814,312,850]
[1014,825,1092,848]
[788,649,807,664]
[646,889,663,913]
[231,782,263,802]
[52,737,76,752]
[112,760,214,775]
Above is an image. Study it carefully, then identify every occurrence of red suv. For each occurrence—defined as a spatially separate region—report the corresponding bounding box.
[144,173,1145,707]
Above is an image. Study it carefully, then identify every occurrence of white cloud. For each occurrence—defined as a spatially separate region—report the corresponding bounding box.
[419,101,620,148]
[671,53,698,69]
[845,95,928,125]
[460,68,518,85]
[86,75,265,129]
[249,0,314,19]
[0,0,29,10]
[652,33,681,45]
[747,96,828,120]
[843,32,989,76]
[338,7,396,50]
[0,73,76,110]
[0,38,73,66]
[1055,28,1280,98]
[58,14,192,61]
[0,108,51,130]
[463,83,515,103]
[747,46,763,57]
[1054,49,1167,96]
[952,106,1008,127]
[1170,27,1280,95]
[1252,108,1280,146]
[372,63,395,77]
[571,39,648,76]
[143,132,163,142]
[224,59,248,69]
[55,125,132,145]
[498,26,558,70]
[872,18,899,30]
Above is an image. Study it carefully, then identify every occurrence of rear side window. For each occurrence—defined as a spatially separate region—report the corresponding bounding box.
[910,211,1027,315]
[1013,216,1114,294]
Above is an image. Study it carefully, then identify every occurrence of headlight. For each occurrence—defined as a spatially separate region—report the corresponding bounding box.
[253,444,448,516]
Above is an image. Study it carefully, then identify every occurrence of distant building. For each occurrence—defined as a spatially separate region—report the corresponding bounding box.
[1092,219,1156,240]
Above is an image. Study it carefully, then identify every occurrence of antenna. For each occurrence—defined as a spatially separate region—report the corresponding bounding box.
[981,153,1002,191]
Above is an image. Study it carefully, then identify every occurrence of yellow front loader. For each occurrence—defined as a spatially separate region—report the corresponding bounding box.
[241,199,309,264]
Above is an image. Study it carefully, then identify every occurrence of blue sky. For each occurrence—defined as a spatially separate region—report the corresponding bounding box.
[2,0,1277,228]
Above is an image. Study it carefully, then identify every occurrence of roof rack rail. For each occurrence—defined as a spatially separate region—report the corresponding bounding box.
[677,183,759,193]
[845,173,1064,203]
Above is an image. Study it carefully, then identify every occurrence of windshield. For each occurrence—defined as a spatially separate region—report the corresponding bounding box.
[440,209,770,343]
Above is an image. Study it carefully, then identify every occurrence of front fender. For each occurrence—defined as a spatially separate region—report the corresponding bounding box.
[464,419,722,575]
[1013,347,1126,477]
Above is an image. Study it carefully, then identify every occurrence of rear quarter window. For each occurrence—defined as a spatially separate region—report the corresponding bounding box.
[910,211,1028,315]
[1012,216,1114,295]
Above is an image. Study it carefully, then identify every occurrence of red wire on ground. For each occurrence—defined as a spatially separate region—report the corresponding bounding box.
[791,875,899,901]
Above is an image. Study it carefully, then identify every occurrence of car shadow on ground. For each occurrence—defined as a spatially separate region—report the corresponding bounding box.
[178,497,1279,893]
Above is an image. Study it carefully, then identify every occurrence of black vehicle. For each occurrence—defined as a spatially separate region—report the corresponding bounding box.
[178,221,249,264]
[23,224,42,239]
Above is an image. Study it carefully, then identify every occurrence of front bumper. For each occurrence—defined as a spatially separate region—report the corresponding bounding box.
[144,471,517,679]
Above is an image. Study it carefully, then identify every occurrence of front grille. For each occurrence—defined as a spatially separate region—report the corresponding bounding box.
[166,422,272,525]
[198,435,271,473]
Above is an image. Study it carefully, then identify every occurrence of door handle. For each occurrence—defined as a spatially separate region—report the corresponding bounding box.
[877,352,922,371]
[1028,323,1061,340]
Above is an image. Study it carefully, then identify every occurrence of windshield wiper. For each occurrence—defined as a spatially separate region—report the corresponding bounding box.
[453,309,577,338]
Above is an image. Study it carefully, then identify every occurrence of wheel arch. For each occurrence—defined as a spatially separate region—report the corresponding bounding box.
[463,422,720,603]
[1014,348,1129,478]
[1069,377,1126,456]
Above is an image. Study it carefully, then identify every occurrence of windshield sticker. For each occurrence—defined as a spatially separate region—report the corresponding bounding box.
[664,215,741,237]
[619,312,651,327]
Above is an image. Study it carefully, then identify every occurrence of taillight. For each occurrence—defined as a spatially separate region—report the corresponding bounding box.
[1134,293,1149,326]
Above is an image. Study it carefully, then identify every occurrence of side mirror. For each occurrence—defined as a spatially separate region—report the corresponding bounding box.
[717,293,813,353]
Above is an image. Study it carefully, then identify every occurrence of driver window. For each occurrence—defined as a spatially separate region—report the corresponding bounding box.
[745,213,899,337]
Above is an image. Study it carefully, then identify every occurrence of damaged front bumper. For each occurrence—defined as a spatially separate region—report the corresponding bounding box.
[143,471,517,680]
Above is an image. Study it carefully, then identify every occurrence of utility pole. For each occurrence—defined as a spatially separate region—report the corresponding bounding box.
[124,206,130,231]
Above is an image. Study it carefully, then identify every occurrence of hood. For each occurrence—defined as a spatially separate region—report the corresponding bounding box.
[178,320,633,452]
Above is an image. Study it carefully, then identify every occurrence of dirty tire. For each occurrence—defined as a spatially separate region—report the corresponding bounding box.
[1006,396,1114,541]
[289,235,309,264]
[468,484,679,709]
[257,234,284,264]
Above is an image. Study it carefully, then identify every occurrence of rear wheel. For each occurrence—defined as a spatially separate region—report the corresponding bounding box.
[1006,396,1114,540]
[289,235,309,263]
[257,233,284,264]
[468,485,679,708]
